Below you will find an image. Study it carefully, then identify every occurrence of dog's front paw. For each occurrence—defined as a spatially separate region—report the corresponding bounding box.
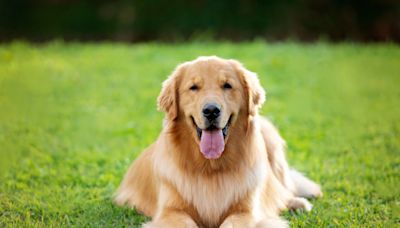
[219,221,234,228]
[307,183,323,199]
[287,197,313,212]
[143,219,198,228]
[255,218,289,228]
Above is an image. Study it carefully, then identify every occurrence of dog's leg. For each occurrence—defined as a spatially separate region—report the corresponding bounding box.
[219,213,256,228]
[287,197,313,211]
[145,182,199,228]
[143,210,198,228]
[289,169,323,199]
[220,214,288,228]
[255,217,289,228]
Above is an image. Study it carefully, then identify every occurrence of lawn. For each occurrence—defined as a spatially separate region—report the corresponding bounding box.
[0,41,399,227]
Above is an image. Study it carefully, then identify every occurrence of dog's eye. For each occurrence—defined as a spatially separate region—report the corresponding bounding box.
[189,85,199,91]
[223,83,232,89]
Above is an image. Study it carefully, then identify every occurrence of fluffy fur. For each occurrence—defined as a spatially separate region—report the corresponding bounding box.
[115,56,322,228]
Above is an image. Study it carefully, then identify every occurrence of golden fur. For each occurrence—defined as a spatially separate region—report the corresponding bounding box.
[115,56,322,228]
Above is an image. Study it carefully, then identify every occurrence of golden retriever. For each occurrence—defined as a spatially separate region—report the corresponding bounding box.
[115,56,322,228]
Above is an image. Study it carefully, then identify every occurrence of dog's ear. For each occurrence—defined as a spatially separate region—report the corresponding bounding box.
[230,60,266,116]
[157,64,186,120]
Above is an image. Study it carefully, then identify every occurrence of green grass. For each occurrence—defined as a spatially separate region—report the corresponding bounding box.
[0,41,399,227]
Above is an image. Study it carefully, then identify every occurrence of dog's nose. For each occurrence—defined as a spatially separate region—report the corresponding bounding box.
[202,104,221,121]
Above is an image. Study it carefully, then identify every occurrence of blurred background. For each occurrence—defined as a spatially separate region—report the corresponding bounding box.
[1,0,399,43]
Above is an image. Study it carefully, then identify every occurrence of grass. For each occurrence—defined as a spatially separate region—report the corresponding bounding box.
[0,41,399,227]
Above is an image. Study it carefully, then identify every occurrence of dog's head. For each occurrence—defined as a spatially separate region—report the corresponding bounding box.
[158,56,265,159]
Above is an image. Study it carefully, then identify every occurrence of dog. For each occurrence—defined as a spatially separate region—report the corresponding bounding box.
[115,56,322,227]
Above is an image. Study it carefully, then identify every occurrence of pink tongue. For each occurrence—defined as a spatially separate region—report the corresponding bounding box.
[200,130,225,159]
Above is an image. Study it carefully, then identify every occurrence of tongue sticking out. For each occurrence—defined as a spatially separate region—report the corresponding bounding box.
[200,129,225,159]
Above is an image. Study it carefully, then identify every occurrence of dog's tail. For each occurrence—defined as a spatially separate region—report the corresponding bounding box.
[289,169,323,199]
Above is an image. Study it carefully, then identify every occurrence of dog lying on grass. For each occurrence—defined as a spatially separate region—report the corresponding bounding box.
[115,56,322,227]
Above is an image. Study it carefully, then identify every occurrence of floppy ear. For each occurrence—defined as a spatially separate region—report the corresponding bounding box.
[157,64,185,120]
[230,60,266,116]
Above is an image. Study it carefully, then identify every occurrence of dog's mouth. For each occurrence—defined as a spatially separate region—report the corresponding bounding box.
[191,115,232,160]
[193,116,232,139]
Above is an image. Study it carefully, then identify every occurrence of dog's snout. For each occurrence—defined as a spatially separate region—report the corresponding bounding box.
[202,104,221,121]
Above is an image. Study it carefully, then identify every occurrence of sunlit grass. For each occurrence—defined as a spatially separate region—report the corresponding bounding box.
[0,41,399,226]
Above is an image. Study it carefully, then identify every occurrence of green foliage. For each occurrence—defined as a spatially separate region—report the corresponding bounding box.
[0,41,399,226]
[1,1,399,42]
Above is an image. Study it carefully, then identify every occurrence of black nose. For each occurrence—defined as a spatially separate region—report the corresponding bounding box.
[202,104,221,121]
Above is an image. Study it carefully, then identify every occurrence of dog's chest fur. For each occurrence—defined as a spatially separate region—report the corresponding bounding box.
[155,150,267,226]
